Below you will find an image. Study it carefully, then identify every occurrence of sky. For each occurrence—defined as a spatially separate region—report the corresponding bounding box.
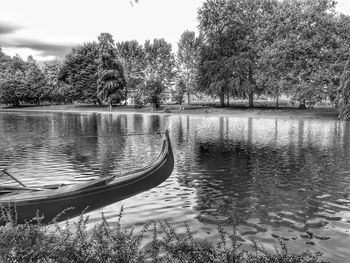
[0,0,350,62]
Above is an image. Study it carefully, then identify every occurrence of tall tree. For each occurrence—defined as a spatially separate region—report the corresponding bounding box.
[143,38,175,108]
[256,0,298,108]
[97,33,126,109]
[0,54,27,106]
[0,47,11,73]
[0,71,25,107]
[198,0,275,107]
[258,0,350,108]
[117,40,145,105]
[59,42,100,104]
[338,59,350,120]
[177,30,201,105]
[42,62,63,103]
[24,56,46,105]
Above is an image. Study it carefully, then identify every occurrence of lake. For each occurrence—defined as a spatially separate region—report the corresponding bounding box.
[0,111,350,262]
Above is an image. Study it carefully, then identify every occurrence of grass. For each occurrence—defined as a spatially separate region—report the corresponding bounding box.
[0,206,328,263]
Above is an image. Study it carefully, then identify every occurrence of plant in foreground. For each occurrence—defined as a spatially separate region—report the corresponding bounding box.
[0,206,328,263]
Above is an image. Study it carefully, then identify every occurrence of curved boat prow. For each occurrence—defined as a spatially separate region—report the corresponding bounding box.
[164,129,174,162]
[0,129,175,224]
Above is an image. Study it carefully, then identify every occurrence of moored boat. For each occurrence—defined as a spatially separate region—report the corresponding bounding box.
[0,130,174,224]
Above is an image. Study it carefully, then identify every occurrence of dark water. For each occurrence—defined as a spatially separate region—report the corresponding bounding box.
[1,111,350,262]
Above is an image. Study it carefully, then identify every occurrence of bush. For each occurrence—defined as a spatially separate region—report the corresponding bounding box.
[0,207,327,263]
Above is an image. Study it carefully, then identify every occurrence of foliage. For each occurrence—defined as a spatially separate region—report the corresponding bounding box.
[0,47,11,73]
[97,33,126,107]
[24,56,47,105]
[198,0,277,107]
[172,78,186,105]
[2,0,350,113]
[0,207,327,263]
[197,0,350,109]
[142,79,165,108]
[0,54,35,106]
[337,59,350,120]
[258,0,350,108]
[0,70,26,106]
[177,30,202,105]
[143,38,175,108]
[59,42,100,103]
[117,40,145,105]
[42,62,64,103]
[132,89,145,108]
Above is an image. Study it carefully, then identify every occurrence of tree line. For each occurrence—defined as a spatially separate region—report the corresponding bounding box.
[0,33,176,109]
[1,0,350,118]
[197,0,350,110]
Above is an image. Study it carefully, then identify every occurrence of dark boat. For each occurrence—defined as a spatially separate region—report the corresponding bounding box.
[0,130,174,224]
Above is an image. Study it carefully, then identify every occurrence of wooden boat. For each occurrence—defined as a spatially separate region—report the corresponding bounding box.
[0,130,174,224]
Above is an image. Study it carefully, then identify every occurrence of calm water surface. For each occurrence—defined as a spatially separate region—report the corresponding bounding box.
[1,111,350,262]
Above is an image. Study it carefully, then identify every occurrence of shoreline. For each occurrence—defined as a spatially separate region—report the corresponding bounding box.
[0,104,341,120]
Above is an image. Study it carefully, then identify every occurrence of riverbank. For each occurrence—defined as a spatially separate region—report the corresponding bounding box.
[0,103,340,120]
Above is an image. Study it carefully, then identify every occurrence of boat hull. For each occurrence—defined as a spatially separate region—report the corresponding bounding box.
[0,131,174,224]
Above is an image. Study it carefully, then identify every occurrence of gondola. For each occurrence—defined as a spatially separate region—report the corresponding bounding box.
[0,130,174,224]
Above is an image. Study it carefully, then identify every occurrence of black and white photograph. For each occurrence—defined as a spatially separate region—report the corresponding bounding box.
[1,0,350,262]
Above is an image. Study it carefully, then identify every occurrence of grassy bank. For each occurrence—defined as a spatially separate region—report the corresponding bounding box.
[0,208,327,263]
[0,103,340,120]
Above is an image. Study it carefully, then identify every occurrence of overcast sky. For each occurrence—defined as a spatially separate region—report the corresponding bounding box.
[0,0,349,61]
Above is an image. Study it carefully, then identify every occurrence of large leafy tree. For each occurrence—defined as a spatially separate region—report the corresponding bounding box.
[197,28,243,107]
[117,40,145,105]
[97,33,126,108]
[0,48,11,105]
[177,30,201,105]
[24,56,46,105]
[338,59,350,120]
[143,38,175,108]
[0,54,27,106]
[256,0,299,108]
[198,0,276,107]
[0,47,11,73]
[0,71,25,106]
[59,42,100,103]
[258,0,350,108]
[42,62,64,103]
[287,0,348,108]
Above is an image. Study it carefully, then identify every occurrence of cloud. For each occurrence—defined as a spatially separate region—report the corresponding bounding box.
[0,20,73,60]
[0,21,23,35]
[0,37,74,60]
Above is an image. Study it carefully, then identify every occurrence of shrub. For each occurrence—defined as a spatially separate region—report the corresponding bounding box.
[0,207,327,263]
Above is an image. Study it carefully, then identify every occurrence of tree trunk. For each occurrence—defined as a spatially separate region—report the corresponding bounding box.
[276,90,279,108]
[151,96,159,110]
[219,93,225,107]
[125,85,128,106]
[248,92,254,108]
[299,100,306,109]
[248,67,254,108]
[152,102,157,110]
[226,93,230,107]
[187,89,191,105]
[109,100,112,111]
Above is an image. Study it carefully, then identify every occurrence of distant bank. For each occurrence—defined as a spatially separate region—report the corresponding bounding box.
[0,103,340,120]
